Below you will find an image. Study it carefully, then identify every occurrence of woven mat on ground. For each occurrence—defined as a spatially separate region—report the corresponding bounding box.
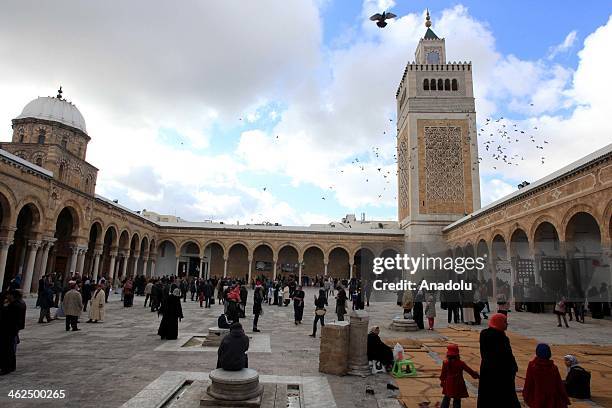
[383,337,425,350]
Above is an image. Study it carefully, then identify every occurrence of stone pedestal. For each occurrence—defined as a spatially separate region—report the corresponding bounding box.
[390,317,418,332]
[202,368,263,407]
[347,310,370,377]
[319,322,350,375]
[202,327,230,347]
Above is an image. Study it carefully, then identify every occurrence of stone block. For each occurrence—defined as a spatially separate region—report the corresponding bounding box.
[319,323,349,376]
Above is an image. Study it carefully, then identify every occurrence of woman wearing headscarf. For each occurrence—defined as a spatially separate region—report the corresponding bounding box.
[367,326,393,370]
[292,285,305,325]
[335,286,348,321]
[563,354,591,399]
[309,289,327,338]
[477,313,520,408]
[157,288,183,340]
[522,343,570,407]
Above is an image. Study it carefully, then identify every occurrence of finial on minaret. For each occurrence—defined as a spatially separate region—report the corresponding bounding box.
[56,86,63,100]
[425,9,432,28]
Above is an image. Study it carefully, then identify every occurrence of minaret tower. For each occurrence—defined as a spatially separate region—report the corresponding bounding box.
[396,10,481,242]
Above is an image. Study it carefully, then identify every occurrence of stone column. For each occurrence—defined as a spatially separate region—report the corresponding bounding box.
[223,258,228,278]
[272,259,277,281]
[132,252,139,277]
[77,248,87,275]
[349,261,354,280]
[92,251,102,282]
[324,262,328,277]
[151,260,156,277]
[121,254,128,279]
[22,240,41,294]
[69,245,79,277]
[0,239,13,290]
[298,259,303,284]
[248,257,253,283]
[489,245,497,300]
[108,253,117,281]
[175,256,180,276]
[347,309,370,377]
[33,240,54,292]
[199,257,204,278]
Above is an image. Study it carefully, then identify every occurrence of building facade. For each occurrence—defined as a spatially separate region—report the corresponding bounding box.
[0,15,609,301]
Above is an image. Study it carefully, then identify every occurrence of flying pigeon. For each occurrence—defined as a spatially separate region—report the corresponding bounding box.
[369,11,397,28]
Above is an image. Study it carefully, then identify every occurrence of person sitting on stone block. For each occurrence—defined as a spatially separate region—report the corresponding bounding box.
[367,326,394,370]
[216,322,249,371]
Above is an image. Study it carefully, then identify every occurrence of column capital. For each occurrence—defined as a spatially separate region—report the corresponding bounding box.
[28,240,42,249]
[0,239,14,249]
[109,251,118,257]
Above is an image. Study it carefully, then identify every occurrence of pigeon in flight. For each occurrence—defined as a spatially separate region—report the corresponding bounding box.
[370,11,397,28]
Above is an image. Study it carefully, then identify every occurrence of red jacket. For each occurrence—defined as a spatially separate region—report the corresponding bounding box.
[522,357,570,408]
[440,358,479,398]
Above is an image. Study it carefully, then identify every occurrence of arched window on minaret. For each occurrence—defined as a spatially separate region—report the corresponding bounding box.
[452,79,458,91]
[423,79,429,90]
[430,79,436,90]
[59,164,65,181]
[444,79,450,91]
[35,158,43,167]
[437,79,443,91]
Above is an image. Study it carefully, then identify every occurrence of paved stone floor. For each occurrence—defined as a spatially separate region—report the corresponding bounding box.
[0,288,610,407]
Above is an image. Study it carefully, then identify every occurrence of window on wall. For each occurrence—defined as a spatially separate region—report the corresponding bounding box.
[35,158,43,167]
[444,79,450,91]
[430,79,436,90]
[423,79,429,91]
[59,164,65,180]
[452,79,458,91]
[38,135,45,144]
[19,134,24,143]
[437,79,443,91]
[61,138,67,149]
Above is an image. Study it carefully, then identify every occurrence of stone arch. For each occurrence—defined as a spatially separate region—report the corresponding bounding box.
[490,229,507,244]
[354,247,375,280]
[529,215,560,245]
[302,245,325,279]
[603,198,612,244]
[202,239,227,255]
[14,198,44,233]
[276,242,300,258]
[157,237,179,253]
[228,240,252,256]
[0,184,17,229]
[118,230,131,252]
[103,224,119,248]
[179,239,201,254]
[299,243,325,260]
[560,204,598,242]
[52,200,84,234]
[327,244,351,260]
[351,245,377,259]
[251,243,275,280]
[277,244,300,278]
[328,246,350,280]
[227,242,250,279]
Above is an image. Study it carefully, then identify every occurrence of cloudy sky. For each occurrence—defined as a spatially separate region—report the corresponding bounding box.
[0,1,610,226]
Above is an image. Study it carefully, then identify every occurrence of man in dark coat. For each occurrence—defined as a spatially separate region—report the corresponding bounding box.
[252,282,264,332]
[477,313,520,408]
[216,322,249,371]
[38,278,54,323]
[239,284,248,318]
[203,280,214,308]
[0,289,26,375]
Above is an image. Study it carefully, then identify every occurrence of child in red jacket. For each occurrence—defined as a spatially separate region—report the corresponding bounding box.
[439,344,479,408]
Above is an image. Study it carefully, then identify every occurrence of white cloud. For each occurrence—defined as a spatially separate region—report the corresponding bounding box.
[548,30,578,59]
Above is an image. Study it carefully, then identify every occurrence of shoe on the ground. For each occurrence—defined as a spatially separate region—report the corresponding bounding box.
[253,328,260,332]
[557,324,562,327]
[86,319,93,323]
[309,334,316,337]
[72,328,81,331]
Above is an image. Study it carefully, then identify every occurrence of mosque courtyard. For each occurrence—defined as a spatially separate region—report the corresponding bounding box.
[0,288,611,408]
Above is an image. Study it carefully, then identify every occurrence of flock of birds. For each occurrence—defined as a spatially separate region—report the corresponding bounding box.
[253,10,550,203]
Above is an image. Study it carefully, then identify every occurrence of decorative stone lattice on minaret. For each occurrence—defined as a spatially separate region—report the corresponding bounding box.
[396,10,481,240]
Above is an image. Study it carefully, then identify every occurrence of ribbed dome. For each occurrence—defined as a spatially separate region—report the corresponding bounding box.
[16,96,87,134]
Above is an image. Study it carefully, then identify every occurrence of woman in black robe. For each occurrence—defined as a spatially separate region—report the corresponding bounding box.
[367,326,393,368]
[477,313,520,408]
[157,288,183,340]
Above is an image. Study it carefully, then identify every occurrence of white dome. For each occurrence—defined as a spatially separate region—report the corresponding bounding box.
[16,96,87,134]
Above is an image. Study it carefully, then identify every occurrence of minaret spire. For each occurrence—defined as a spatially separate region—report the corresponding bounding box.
[56,86,63,100]
[425,9,432,28]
